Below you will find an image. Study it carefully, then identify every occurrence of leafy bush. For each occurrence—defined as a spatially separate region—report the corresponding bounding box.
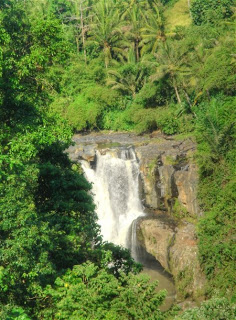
[175,297,236,320]
[102,108,135,131]
[0,306,31,320]
[128,105,158,134]
[194,96,236,162]
[67,94,102,130]
[41,262,166,320]
[199,42,236,95]
[58,86,121,131]
[191,0,234,25]
[156,108,180,134]
[133,81,169,107]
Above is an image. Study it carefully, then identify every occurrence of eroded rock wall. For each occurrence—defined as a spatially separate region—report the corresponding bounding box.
[138,217,205,300]
[136,137,201,217]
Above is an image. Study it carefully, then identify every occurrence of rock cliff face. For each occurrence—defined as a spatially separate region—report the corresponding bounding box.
[137,217,205,300]
[67,132,206,301]
[135,137,201,217]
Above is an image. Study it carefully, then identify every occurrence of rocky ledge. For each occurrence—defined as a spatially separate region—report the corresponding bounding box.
[68,131,201,217]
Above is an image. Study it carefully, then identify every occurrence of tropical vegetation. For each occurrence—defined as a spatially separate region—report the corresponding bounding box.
[0,0,235,319]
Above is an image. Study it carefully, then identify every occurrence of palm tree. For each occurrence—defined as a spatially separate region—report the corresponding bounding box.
[122,2,145,62]
[140,4,166,56]
[88,0,126,68]
[150,41,192,105]
[107,61,148,97]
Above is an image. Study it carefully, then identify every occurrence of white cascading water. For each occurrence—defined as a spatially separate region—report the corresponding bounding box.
[81,147,144,248]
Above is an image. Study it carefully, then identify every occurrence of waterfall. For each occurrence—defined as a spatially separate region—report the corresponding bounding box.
[81,147,144,248]
[81,144,176,310]
[129,218,144,261]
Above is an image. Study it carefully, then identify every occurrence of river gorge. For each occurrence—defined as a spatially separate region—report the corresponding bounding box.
[67,131,206,308]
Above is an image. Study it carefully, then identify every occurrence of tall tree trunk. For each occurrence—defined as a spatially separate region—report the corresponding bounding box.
[79,0,87,64]
[173,78,182,105]
[174,85,182,105]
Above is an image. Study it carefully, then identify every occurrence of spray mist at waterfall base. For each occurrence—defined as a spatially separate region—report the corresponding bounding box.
[81,146,175,310]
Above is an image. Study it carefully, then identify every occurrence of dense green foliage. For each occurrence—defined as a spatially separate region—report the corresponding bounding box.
[174,297,236,320]
[194,96,236,297]
[0,0,235,318]
[191,0,234,25]
[47,0,235,136]
[0,1,166,318]
[41,262,166,319]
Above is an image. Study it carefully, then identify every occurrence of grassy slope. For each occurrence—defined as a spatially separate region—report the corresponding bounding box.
[164,0,192,31]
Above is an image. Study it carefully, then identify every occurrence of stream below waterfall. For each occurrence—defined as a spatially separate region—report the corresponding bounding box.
[81,145,176,310]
